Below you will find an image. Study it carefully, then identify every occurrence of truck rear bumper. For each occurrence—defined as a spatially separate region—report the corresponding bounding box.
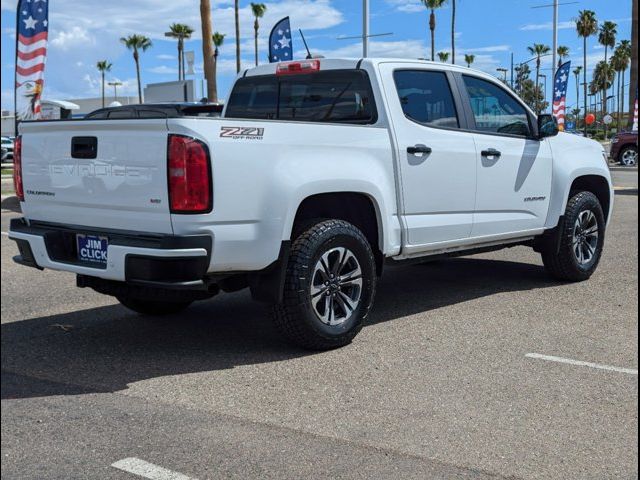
[8,218,212,287]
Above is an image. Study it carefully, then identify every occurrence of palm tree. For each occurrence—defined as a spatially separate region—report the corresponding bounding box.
[234,0,241,73]
[211,32,225,102]
[437,51,449,62]
[464,54,475,68]
[610,50,626,128]
[450,0,456,64]
[573,66,583,118]
[613,40,632,128]
[250,3,267,66]
[167,23,195,81]
[96,60,112,108]
[200,0,216,102]
[527,43,551,113]
[593,60,615,135]
[422,0,448,61]
[576,9,598,135]
[557,45,570,67]
[598,21,617,64]
[598,20,617,118]
[120,34,152,103]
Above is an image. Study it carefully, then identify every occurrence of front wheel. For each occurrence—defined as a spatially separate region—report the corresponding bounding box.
[271,219,377,350]
[541,191,606,282]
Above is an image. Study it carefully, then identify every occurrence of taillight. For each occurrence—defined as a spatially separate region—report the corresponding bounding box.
[167,134,212,213]
[13,135,23,201]
[276,59,321,76]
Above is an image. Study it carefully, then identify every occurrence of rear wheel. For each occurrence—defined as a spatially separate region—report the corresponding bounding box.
[271,219,377,350]
[541,191,605,281]
[618,145,638,166]
[117,296,192,316]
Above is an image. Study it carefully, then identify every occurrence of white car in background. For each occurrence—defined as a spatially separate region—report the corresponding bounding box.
[1,136,14,163]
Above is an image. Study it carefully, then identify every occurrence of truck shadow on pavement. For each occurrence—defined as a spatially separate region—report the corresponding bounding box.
[2,257,557,401]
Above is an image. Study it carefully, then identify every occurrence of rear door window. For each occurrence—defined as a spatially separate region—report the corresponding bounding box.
[226,70,377,124]
[393,70,459,129]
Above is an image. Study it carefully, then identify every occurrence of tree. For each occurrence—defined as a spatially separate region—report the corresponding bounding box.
[629,0,638,128]
[211,32,225,102]
[250,3,267,66]
[96,60,112,108]
[557,45,570,67]
[573,66,583,117]
[576,9,598,135]
[422,0,448,61]
[120,34,152,104]
[527,43,551,113]
[593,60,614,118]
[464,53,475,68]
[437,51,449,62]
[167,23,195,81]
[200,0,216,102]
[598,21,617,64]
[235,0,241,73]
[598,20,617,120]
[451,0,456,64]
[612,40,631,128]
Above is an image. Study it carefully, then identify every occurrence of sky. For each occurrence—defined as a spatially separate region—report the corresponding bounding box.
[0,0,634,112]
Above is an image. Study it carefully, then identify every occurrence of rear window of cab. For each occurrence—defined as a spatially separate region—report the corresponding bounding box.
[225,69,378,125]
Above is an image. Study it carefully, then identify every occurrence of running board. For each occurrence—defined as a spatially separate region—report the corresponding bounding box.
[391,236,535,262]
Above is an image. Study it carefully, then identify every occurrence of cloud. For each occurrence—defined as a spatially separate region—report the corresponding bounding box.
[156,54,176,60]
[459,45,511,54]
[147,65,179,75]
[520,21,576,31]
[50,26,96,50]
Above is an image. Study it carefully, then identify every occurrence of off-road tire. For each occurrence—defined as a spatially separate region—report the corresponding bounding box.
[541,191,605,282]
[271,219,377,350]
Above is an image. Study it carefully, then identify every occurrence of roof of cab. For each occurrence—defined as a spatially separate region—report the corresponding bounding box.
[241,57,499,83]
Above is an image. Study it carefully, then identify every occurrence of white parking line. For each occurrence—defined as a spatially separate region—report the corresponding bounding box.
[526,353,638,375]
[111,458,196,480]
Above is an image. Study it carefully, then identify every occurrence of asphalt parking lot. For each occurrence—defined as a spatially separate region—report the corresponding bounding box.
[1,170,637,480]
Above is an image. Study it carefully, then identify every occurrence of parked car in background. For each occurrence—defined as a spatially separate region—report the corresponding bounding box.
[610,130,638,166]
[1,136,14,163]
[84,102,224,120]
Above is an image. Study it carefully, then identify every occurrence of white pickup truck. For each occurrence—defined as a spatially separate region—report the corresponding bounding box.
[10,58,613,349]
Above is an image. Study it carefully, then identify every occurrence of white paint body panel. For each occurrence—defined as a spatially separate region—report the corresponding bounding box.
[13,58,613,280]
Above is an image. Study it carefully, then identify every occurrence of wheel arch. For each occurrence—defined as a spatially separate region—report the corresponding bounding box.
[569,174,612,223]
[290,191,385,276]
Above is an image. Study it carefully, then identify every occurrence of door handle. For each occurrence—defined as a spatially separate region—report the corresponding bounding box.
[481,148,502,158]
[407,145,432,155]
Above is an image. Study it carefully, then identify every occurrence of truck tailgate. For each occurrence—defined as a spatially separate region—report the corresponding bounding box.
[19,119,173,234]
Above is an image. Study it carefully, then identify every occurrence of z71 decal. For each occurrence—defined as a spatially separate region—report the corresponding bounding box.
[220,126,265,140]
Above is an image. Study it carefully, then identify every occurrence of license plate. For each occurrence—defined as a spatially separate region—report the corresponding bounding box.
[76,234,108,265]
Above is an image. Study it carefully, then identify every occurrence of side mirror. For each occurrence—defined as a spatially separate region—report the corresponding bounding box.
[537,114,559,139]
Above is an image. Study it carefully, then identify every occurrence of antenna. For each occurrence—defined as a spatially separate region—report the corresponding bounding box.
[299,29,312,59]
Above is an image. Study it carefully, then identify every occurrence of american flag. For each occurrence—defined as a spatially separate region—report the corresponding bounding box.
[15,0,49,119]
[552,61,571,131]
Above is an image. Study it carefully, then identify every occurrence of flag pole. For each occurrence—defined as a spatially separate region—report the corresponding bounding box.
[14,0,20,136]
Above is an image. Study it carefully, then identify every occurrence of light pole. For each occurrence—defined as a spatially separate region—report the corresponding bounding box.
[108,81,123,103]
[497,68,508,83]
[363,0,369,58]
[539,74,548,112]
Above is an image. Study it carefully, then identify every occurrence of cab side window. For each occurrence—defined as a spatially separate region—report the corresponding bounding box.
[462,75,531,137]
[393,70,459,129]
